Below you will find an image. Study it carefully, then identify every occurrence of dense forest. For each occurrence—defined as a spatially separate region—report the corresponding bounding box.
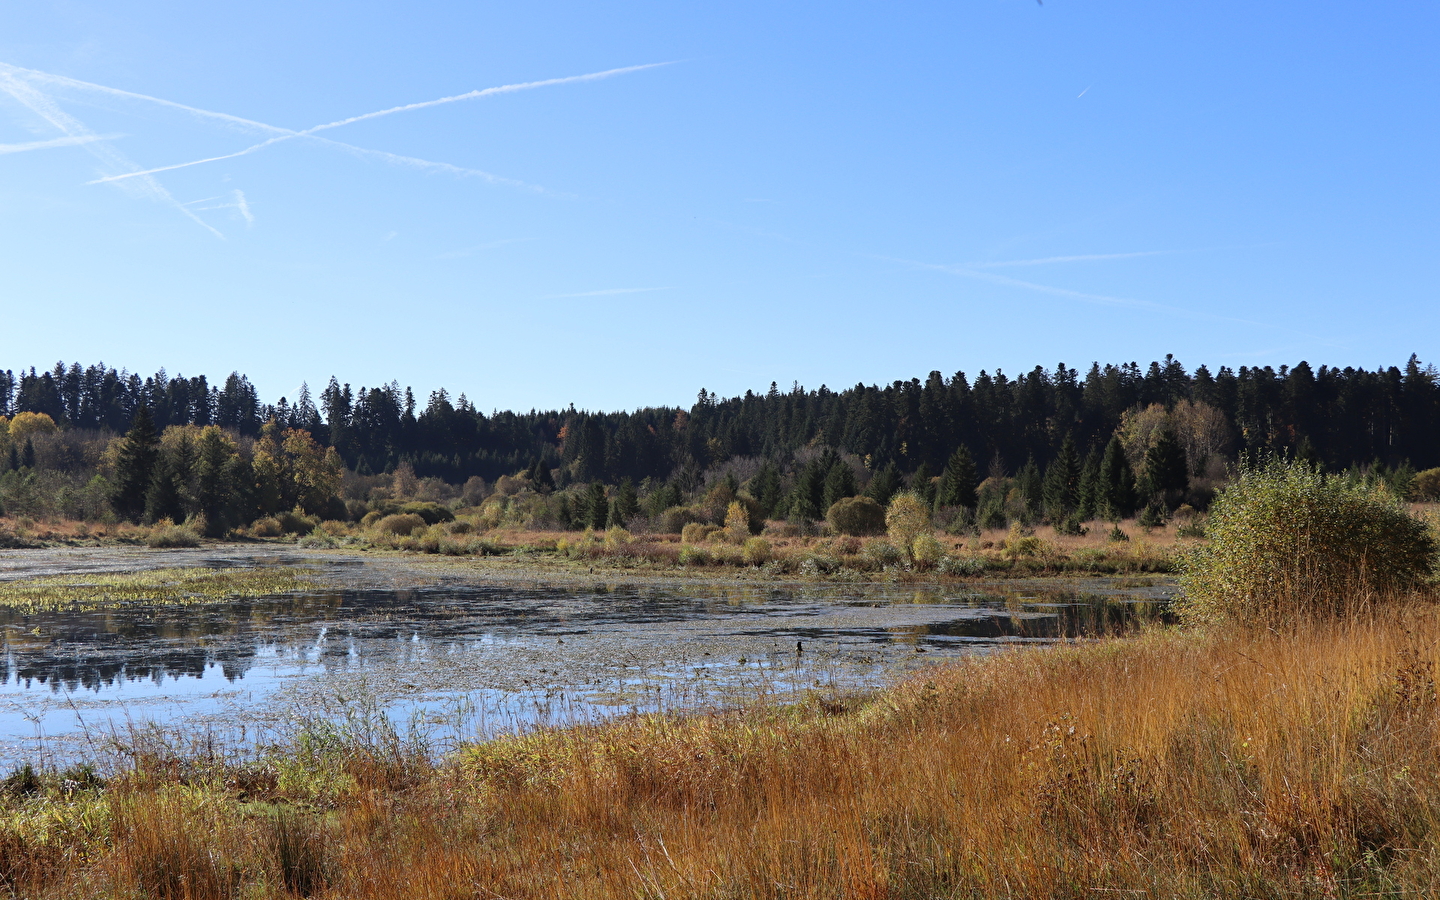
[1,355,1438,534]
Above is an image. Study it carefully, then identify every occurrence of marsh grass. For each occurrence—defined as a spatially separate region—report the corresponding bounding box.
[0,566,321,610]
[4,605,1440,896]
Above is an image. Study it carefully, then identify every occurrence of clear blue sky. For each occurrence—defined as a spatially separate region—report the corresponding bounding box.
[2,1,1436,412]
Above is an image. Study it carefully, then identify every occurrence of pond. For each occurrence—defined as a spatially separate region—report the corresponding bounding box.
[0,548,1176,766]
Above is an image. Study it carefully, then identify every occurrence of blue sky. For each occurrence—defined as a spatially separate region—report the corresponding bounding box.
[2,0,1436,412]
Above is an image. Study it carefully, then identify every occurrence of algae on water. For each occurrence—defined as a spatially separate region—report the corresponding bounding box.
[0,566,321,610]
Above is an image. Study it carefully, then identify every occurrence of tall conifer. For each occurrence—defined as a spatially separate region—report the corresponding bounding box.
[111,406,159,523]
[936,445,978,509]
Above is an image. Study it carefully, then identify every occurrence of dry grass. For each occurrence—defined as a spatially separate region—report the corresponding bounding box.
[4,606,1440,896]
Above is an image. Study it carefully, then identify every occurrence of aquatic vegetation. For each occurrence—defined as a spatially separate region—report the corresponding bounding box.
[0,566,320,609]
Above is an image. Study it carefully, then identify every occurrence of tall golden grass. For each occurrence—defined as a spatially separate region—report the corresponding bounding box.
[3,604,1440,897]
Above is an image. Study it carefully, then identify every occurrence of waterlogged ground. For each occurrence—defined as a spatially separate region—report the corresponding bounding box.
[0,547,1175,766]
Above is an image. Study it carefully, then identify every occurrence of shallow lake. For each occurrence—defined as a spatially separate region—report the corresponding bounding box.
[0,548,1175,766]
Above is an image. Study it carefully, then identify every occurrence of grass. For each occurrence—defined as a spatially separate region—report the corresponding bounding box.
[0,566,321,610]
[3,603,1440,896]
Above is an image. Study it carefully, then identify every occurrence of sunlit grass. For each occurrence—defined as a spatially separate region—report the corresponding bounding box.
[0,566,321,609]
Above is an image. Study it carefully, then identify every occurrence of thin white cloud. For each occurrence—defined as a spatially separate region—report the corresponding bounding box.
[83,62,673,187]
[233,189,253,225]
[543,286,674,299]
[0,73,222,238]
[0,132,123,154]
[974,250,1168,267]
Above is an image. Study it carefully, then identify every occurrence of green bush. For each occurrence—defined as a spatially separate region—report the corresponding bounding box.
[863,540,903,568]
[375,513,427,536]
[1414,467,1440,501]
[911,533,945,570]
[826,496,887,536]
[1179,459,1439,625]
[678,544,712,567]
[681,522,721,544]
[742,536,773,566]
[146,521,201,549]
[660,505,701,534]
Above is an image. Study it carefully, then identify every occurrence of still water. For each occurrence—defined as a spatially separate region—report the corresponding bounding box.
[0,550,1174,765]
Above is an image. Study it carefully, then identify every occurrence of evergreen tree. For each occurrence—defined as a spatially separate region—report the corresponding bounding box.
[789,455,831,521]
[20,438,34,470]
[1016,456,1044,517]
[749,463,783,517]
[822,459,857,511]
[111,406,159,523]
[145,454,187,524]
[611,478,640,525]
[529,459,555,493]
[1143,427,1189,505]
[194,427,237,536]
[1075,449,1101,521]
[5,445,17,472]
[1097,435,1138,520]
[935,445,978,509]
[1042,435,1081,522]
[586,481,608,530]
[864,462,901,507]
[912,460,936,507]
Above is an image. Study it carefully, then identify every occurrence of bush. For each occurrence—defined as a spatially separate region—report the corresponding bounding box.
[681,522,721,544]
[375,513,427,536]
[1414,467,1440,501]
[911,533,945,570]
[277,509,319,535]
[742,536,772,566]
[359,510,383,528]
[1179,459,1439,625]
[978,502,1008,531]
[678,544,712,567]
[886,492,932,559]
[863,540,904,568]
[146,520,201,549]
[827,496,887,536]
[660,506,701,534]
[251,516,283,538]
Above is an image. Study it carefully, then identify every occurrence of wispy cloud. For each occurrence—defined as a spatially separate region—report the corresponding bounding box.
[0,72,223,237]
[183,189,254,225]
[543,286,674,299]
[82,62,673,187]
[973,250,1169,268]
[0,132,123,154]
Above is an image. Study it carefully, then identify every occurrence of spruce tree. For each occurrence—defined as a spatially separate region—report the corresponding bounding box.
[936,445,978,509]
[529,459,555,493]
[865,462,901,507]
[145,455,186,524]
[1098,435,1137,520]
[1076,449,1101,520]
[586,481,608,530]
[822,460,857,512]
[195,427,237,536]
[912,460,937,507]
[5,445,17,472]
[612,478,640,525]
[1042,435,1081,522]
[750,463,783,517]
[1016,456,1043,518]
[20,438,35,470]
[111,406,159,523]
[1143,427,1189,505]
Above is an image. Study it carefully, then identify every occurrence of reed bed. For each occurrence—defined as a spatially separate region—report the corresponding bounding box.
[1,604,1439,896]
[0,566,320,610]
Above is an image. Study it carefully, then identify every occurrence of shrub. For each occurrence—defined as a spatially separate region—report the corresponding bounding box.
[375,513,426,536]
[978,502,1007,531]
[277,509,319,535]
[399,501,455,525]
[886,492,932,559]
[939,554,985,576]
[999,524,1047,559]
[742,536,772,566]
[681,522,721,544]
[604,525,631,548]
[1107,524,1130,543]
[827,496,887,536]
[359,510,383,528]
[660,506,701,534]
[251,516,283,538]
[1179,459,1439,625]
[724,501,751,541]
[145,522,201,549]
[1414,467,1440,501]
[863,540,903,568]
[678,544,712,567]
[911,533,945,570]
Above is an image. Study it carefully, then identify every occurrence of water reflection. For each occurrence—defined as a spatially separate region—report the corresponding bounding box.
[0,576,1173,764]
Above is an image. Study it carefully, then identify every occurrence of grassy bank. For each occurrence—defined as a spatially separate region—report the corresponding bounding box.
[1,604,1439,897]
[0,566,320,610]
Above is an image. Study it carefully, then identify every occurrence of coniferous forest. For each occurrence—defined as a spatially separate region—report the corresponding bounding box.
[2,354,1439,534]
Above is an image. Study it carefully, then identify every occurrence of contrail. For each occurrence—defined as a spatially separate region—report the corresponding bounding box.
[0,73,223,237]
[975,250,1168,267]
[85,61,673,185]
[0,133,123,154]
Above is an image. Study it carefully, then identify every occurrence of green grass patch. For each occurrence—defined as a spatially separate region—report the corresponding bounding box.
[0,566,321,610]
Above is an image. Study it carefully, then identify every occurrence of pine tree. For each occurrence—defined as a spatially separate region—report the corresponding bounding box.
[611,478,640,525]
[822,460,857,512]
[194,426,237,536]
[5,445,17,472]
[586,481,608,530]
[1042,435,1081,522]
[111,406,159,523]
[1076,449,1101,521]
[865,462,901,507]
[1016,456,1044,518]
[145,454,186,524]
[529,458,555,493]
[1098,434,1137,520]
[750,463,783,517]
[935,445,978,509]
[20,438,35,470]
[1143,427,1189,505]
[912,460,936,507]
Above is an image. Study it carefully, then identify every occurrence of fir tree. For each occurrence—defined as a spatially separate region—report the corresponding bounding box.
[935,445,978,509]
[1042,435,1081,522]
[195,427,237,536]
[864,462,901,507]
[1143,427,1189,505]
[20,438,34,470]
[585,481,608,530]
[1016,456,1044,518]
[1076,449,1101,520]
[912,460,936,507]
[5,445,17,472]
[145,455,187,524]
[749,463,783,517]
[822,460,857,512]
[611,478,640,525]
[529,458,555,493]
[111,406,159,523]
[1097,435,1137,520]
